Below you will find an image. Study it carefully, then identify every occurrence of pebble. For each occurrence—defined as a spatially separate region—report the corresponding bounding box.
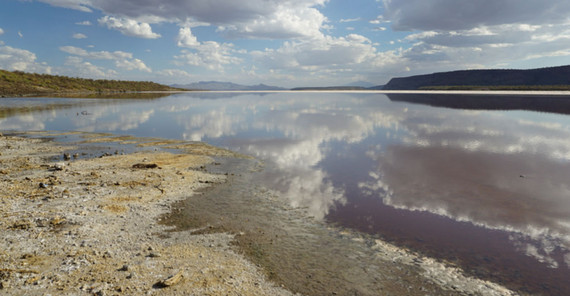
[155,271,184,288]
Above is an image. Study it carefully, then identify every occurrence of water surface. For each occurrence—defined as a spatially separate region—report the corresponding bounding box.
[2,92,570,294]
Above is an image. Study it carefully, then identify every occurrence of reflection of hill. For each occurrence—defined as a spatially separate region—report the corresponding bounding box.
[387,93,570,115]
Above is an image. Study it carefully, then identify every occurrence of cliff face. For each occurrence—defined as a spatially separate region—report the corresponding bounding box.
[382,65,570,90]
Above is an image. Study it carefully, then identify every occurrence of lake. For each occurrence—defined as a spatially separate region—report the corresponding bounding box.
[2,91,570,294]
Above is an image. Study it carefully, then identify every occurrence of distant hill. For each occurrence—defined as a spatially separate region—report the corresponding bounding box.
[382,65,570,90]
[172,81,286,91]
[0,69,179,96]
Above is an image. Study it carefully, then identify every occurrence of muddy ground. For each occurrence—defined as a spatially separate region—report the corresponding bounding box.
[0,132,295,295]
[0,132,518,295]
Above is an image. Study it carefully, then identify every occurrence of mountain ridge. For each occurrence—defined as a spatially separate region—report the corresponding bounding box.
[381,65,570,90]
[172,81,286,91]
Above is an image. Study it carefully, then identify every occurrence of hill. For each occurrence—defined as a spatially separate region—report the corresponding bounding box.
[172,81,286,91]
[0,69,180,96]
[381,65,570,90]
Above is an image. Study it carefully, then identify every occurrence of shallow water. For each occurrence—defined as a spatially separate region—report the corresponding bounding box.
[2,92,570,294]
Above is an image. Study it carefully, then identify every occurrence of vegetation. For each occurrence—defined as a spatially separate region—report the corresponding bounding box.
[0,69,181,96]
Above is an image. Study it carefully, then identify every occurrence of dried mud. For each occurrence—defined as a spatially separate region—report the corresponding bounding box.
[0,133,294,295]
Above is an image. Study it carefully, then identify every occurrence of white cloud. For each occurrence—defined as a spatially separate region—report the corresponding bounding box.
[0,45,52,73]
[73,33,87,39]
[115,58,151,72]
[59,46,152,72]
[249,33,408,85]
[98,16,161,39]
[155,69,195,84]
[62,56,116,78]
[60,46,131,60]
[216,3,327,39]
[175,27,242,71]
[18,31,23,38]
[340,17,360,23]
[76,21,92,26]
[395,21,570,72]
[40,0,329,40]
[0,28,4,35]
[176,27,200,48]
[38,0,92,12]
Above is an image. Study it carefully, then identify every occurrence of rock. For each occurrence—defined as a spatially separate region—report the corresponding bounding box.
[132,163,159,169]
[48,163,65,171]
[39,182,48,189]
[155,271,184,288]
[118,264,129,271]
[63,153,71,160]
[50,216,66,226]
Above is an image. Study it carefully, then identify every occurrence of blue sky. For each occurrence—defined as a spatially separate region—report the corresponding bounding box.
[1,0,570,87]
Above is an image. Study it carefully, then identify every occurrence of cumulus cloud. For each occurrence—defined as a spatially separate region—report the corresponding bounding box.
[60,46,151,72]
[249,33,409,85]
[98,16,161,39]
[395,21,570,73]
[176,27,200,48]
[0,45,52,73]
[72,33,87,39]
[115,58,151,72]
[253,34,376,69]
[155,69,195,84]
[217,3,327,39]
[175,27,242,71]
[40,0,328,40]
[62,56,116,78]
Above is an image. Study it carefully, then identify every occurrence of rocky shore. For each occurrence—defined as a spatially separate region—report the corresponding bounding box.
[0,133,295,295]
[0,132,520,296]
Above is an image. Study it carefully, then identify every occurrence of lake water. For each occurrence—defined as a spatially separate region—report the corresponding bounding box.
[2,91,570,294]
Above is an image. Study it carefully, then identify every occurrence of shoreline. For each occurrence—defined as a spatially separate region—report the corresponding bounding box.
[0,132,294,295]
[0,132,519,295]
[4,89,570,98]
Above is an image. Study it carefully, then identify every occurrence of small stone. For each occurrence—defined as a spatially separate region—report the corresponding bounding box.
[50,216,66,226]
[132,163,159,169]
[49,163,64,171]
[39,182,48,189]
[118,264,129,271]
[155,271,184,288]
[63,153,71,160]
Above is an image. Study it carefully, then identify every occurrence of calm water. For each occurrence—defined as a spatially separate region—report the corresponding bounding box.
[2,92,570,294]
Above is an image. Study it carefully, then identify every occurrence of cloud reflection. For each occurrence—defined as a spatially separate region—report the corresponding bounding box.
[3,92,570,268]
[360,103,570,268]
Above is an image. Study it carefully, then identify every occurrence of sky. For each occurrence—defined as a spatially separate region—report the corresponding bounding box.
[1,0,570,88]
